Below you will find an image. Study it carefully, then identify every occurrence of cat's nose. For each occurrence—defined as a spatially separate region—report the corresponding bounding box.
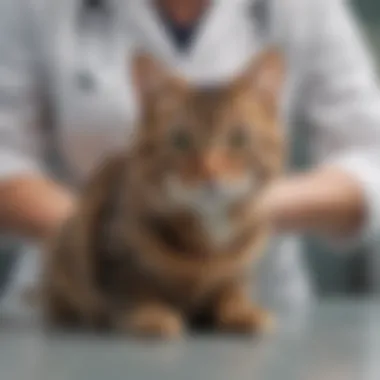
[202,153,222,179]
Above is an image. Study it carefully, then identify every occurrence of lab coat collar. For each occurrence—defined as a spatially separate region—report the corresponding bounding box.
[124,0,261,62]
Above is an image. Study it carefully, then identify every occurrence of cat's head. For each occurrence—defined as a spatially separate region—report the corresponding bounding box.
[130,48,286,213]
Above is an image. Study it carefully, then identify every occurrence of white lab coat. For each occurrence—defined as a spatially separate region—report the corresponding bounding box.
[1,0,380,318]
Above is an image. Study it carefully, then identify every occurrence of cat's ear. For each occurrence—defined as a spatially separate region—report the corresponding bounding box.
[234,47,286,110]
[131,52,186,105]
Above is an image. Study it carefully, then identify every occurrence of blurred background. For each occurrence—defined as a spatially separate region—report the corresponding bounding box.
[0,0,379,299]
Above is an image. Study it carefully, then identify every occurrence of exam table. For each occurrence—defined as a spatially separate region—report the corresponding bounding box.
[0,298,378,380]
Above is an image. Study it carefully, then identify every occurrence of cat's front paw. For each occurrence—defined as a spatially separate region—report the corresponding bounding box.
[118,304,184,339]
[217,306,275,335]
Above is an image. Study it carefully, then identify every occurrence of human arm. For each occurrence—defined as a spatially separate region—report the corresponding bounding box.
[260,0,380,246]
[0,0,75,241]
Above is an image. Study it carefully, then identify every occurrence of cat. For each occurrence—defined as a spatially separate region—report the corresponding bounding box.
[41,47,286,338]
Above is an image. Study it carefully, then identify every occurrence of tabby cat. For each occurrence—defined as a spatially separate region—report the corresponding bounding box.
[42,47,286,338]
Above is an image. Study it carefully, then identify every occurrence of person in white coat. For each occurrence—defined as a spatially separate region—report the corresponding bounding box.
[0,0,379,317]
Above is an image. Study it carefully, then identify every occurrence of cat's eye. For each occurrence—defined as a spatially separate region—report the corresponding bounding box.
[229,128,248,149]
[170,129,192,151]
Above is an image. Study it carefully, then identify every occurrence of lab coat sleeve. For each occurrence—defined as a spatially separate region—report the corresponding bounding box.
[300,0,380,247]
[0,0,46,180]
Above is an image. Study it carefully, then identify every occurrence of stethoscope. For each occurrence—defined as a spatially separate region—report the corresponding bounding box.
[69,0,128,95]
[46,0,130,185]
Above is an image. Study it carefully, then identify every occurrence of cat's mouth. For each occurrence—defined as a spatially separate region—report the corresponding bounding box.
[163,174,257,212]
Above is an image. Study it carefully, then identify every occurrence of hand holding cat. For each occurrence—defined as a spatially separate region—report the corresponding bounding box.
[256,167,365,240]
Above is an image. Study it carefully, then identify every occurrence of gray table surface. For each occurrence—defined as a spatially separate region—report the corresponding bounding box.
[0,297,379,380]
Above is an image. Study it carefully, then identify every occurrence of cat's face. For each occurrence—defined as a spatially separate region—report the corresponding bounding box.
[131,49,285,213]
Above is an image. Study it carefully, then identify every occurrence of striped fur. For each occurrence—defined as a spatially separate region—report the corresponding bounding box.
[43,48,286,337]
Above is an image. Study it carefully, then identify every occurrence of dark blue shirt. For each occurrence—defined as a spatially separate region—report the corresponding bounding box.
[156,6,199,52]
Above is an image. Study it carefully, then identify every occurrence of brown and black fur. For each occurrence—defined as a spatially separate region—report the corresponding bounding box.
[41,47,286,337]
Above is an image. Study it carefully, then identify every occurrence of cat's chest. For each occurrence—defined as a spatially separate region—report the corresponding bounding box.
[198,210,239,250]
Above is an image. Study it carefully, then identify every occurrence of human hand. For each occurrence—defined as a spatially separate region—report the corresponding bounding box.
[256,167,365,239]
[0,175,77,242]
